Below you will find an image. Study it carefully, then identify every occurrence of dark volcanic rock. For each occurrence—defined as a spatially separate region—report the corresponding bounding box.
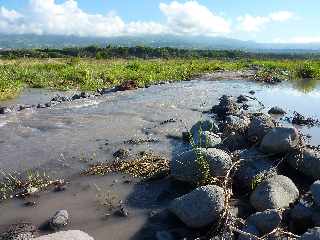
[169,185,224,228]
[247,114,275,143]
[211,95,239,118]
[268,106,287,115]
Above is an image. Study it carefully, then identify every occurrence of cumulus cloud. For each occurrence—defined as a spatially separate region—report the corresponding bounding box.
[237,11,294,32]
[159,1,230,35]
[0,0,230,37]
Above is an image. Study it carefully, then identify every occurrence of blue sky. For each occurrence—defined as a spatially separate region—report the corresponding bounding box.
[0,0,319,43]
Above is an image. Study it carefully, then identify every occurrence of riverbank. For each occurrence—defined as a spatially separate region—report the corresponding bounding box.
[1,58,320,101]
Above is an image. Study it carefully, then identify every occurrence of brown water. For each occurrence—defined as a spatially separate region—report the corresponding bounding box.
[0,78,319,239]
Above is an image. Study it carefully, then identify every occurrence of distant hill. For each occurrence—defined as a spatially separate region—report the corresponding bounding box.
[1,34,320,53]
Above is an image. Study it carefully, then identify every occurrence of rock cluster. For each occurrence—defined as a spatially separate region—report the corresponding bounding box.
[168,94,320,239]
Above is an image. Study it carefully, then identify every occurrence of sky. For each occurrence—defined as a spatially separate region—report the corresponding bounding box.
[0,0,319,43]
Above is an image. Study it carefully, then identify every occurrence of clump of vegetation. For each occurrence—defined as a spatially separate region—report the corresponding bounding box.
[83,152,169,179]
[0,170,63,200]
[294,62,317,79]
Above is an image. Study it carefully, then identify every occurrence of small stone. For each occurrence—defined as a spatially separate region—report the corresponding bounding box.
[249,90,255,95]
[45,102,52,108]
[49,210,69,231]
[113,148,130,159]
[250,175,299,211]
[237,95,249,103]
[114,205,129,217]
[169,185,224,228]
[72,94,81,100]
[24,201,37,207]
[37,104,46,108]
[268,107,287,115]
[247,209,282,234]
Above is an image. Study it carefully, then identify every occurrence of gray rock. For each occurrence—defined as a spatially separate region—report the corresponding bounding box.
[0,106,11,114]
[287,148,320,179]
[171,148,232,183]
[238,225,260,240]
[211,95,239,118]
[169,185,224,228]
[192,131,221,148]
[49,210,69,231]
[223,115,251,136]
[291,202,313,222]
[190,120,219,137]
[222,133,249,151]
[235,149,276,189]
[312,210,320,226]
[34,230,94,240]
[247,209,282,234]
[250,175,299,211]
[268,107,287,115]
[300,227,320,240]
[156,231,174,240]
[259,127,299,154]
[311,181,320,208]
[247,114,275,143]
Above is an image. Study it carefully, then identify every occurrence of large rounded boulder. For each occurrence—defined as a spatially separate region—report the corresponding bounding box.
[169,185,225,228]
[250,175,299,211]
[259,127,299,155]
[35,230,94,240]
[287,148,320,180]
[171,148,232,183]
[247,114,275,143]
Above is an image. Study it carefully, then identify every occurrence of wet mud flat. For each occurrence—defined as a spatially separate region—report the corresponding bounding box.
[0,78,320,239]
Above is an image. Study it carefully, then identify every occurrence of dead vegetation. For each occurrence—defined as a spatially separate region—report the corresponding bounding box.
[82,152,170,179]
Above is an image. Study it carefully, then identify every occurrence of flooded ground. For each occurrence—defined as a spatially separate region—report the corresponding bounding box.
[0,78,320,239]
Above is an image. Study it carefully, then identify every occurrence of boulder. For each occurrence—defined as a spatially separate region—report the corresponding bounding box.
[300,227,320,240]
[171,148,232,183]
[0,106,11,114]
[238,225,260,240]
[49,210,69,231]
[247,114,275,143]
[259,127,299,154]
[169,185,224,228]
[190,120,219,137]
[222,115,251,136]
[222,133,249,151]
[311,181,320,208]
[287,148,320,180]
[268,107,286,115]
[192,131,221,148]
[250,175,299,211]
[247,209,282,234]
[34,230,94,240]
[234,149,276,190]
[211,95,239,118]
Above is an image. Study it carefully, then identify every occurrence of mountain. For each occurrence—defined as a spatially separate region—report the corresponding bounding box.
[0,34,320,52]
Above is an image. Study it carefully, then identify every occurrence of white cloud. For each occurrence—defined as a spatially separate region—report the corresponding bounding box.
[159,1,230,35]
[0,0,230,37]
[237,11,294,32]
[269,11,293,22]
[237,15,270,32]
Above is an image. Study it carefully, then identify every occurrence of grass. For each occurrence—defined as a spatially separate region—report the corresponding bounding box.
[0,57,320,101]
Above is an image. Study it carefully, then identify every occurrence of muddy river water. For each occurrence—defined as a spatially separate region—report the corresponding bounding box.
[0,78,319,239]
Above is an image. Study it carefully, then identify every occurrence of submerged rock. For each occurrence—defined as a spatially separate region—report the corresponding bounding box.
[287,148,320,180]
[247,209,282,234]
[169,185,224,228]
[34,230,94,240]
[268,106,287,115]
[171,148,232,183]
[259,127,299,154]
[250,175,299,211]
[49,210,69,231]
[0,106,11,114]
[247,114,275,143]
